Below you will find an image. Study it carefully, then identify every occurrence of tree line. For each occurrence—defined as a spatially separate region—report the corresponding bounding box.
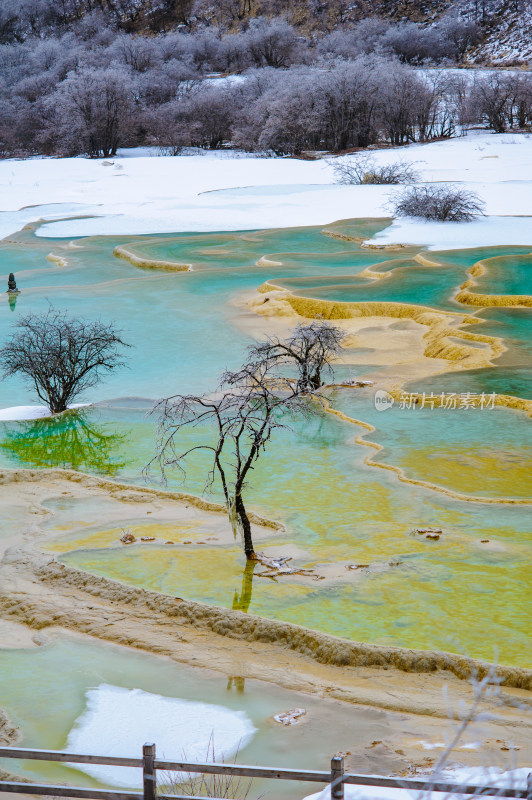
[0,8,530,158]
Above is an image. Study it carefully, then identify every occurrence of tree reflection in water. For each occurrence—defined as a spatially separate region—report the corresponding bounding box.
[232,559,256,614]
[0,409,127,474]
[226,676,246,693]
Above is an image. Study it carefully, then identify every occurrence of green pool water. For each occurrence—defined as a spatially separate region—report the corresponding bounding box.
[474,253,532,296]
[269,244,532,313]
[29,399,528,666]
[1,218,531,666]
[0,632,377,799]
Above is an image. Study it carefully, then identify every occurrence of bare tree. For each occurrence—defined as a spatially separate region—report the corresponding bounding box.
[0,308,129,414]
[468,73,516,133]
[249,320,347,392]
[148,322,345,559]
[377,64,430,145]
[149,360,308,559]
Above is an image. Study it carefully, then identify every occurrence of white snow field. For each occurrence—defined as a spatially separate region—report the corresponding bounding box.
[301,767,529,800]
[65,684,256,788]
[1,131,532,249]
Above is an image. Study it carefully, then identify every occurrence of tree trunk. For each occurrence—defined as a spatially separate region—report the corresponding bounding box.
[49,395,67,414]
[309,370,321,390]
[235,493,255,559]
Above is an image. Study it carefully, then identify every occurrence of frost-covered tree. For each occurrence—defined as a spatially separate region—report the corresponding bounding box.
[468,73,516,133]
[242,17,305,68]
[377,64,431,144]
[318,59,380,150]
[137,61,197,106]
[47,65,136,156]
[316,19,390,62]
[240,70,319,154]
[513,74,532,128]
[160,83,237,149]
[436,13,481,59]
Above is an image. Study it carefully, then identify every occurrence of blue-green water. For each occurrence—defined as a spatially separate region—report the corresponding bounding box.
[474,253,532,296]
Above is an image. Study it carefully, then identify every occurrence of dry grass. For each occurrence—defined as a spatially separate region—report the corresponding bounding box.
[159,739,258,799]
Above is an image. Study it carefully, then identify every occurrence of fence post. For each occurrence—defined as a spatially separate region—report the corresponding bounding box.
[330,755,344,800]
[143,743,156,800]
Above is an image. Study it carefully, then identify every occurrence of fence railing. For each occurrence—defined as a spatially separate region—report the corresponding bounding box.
[0,745,530,800]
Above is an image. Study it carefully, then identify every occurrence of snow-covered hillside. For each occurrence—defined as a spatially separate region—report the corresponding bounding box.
[462,0,532,64]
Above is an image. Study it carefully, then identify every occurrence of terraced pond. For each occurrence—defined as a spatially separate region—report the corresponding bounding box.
[1,218,531,666]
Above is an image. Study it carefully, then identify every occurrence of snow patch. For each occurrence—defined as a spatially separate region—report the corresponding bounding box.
[64,684,257,788]
[0,405,52,422]
[0,403,88,421]
[301,768,529,800]
[368,215,532,251]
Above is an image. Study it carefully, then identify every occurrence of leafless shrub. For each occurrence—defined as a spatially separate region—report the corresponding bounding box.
[332,154,420,185]
[159,738,258,799]
[157,144,184,156]
[391,185,485,222]
[413,663,528,800]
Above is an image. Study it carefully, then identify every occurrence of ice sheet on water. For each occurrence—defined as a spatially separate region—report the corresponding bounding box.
[65,683,257,788]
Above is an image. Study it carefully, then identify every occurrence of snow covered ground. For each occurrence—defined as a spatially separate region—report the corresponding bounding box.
[0,405,55,422]
[0,403,88,421]
[65,684,256,788]
[1,131,532,250]
[301,767,529,800]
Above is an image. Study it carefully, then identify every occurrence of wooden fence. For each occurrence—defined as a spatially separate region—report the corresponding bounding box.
[0,745,530,800]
